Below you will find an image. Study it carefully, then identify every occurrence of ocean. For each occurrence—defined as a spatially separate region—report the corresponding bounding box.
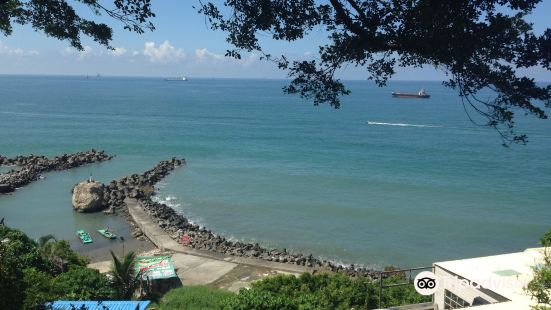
[0,75,549,268]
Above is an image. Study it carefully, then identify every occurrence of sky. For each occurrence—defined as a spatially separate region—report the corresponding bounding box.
[0,0,550,80]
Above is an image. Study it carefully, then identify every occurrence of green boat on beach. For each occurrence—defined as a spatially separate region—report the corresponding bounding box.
[76,229,92,244]
[98,229,117,239]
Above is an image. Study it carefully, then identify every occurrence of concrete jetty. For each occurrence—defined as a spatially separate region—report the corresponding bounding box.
[123,197,311,290]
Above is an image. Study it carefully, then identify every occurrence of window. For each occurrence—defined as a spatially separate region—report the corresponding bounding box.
[444,289,471,309]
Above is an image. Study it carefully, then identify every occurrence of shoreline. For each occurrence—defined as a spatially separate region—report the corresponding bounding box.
[100,158,380,278]
[1,151,380,277]
[77,235,156,263]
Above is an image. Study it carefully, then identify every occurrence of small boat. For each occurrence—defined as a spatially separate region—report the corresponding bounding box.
[392,89,430,98]
[76,229,92,244]
[165,76,187,81]
[98,229,117,239]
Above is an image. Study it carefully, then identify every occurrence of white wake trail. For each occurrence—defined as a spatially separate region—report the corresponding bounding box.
[367,121,443,128]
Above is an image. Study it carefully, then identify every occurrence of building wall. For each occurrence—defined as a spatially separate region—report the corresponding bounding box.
[433,265,507,309]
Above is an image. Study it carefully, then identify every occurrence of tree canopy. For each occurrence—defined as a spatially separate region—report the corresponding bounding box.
[0,0,155,50]
[0,225,109,310]
[199,0,551,144]
[1,0,550,144]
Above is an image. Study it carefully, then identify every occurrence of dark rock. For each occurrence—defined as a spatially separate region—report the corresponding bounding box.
[0,150,113,193]
[0,183,14,193]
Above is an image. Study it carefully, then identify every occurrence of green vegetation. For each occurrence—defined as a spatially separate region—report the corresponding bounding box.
[540,230,551,247]
[0,224,428,309]
[156,273,426,310]
[158,286,234,310]
[52,267,113,300]
[220,272,428,310]
[110,250,140,299]
[526,228,551,310]
[0,225,112,310]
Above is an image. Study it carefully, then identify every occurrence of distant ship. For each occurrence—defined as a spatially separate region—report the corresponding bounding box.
[392,89,430,98]
[165,76,187,81]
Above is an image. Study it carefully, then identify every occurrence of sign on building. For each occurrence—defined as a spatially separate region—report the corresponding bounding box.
[135,255,177,280]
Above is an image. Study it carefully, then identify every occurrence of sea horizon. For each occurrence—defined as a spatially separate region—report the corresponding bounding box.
[3,73,549,83]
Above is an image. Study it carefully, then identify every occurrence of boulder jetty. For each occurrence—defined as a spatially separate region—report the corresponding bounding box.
[95,158,379,278]
[0,149,113,194]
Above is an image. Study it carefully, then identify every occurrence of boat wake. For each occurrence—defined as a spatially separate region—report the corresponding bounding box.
[367,121,442,128]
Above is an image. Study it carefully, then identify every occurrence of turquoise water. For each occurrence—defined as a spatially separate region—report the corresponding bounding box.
[1,75,550,268]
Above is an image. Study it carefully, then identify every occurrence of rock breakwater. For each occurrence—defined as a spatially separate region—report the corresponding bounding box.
[0,150,113,193]
[107,158,379,278]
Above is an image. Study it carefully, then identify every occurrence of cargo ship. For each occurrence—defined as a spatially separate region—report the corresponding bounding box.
[391,89,430,98]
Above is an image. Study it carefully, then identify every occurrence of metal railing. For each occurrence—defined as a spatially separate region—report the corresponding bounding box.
[378,266,434,309]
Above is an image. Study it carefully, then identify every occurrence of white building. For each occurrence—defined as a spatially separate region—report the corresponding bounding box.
[432,247,545,309]
[383,247,547,310]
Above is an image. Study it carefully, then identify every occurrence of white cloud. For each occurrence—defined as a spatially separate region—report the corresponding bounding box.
[195,48,224,61]
[143,40,186,63]
[61,47,73,56]
[61,45,92,60]
[110,47,127,56]
[132,50,140,56]
[77,46,92,60]
[240,53,258,67]
[0,41,39,56]
[194,48,257,67]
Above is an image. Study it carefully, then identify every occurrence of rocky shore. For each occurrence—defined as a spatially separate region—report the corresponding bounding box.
[0,150,113,194]
[104,158,379,278]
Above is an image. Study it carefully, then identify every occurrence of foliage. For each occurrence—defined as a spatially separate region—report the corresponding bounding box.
[0,225,112,309]
[527,229,551,309]
[0,224,52,273]
[0,0,155,50]
[199,0,551,145]
[158,286,234,310]
[52,267,114,300]
[221,272,427,310]
[109,250,140,299]
[21,268,55,310]
[541,229,551,247]
[380,275,429,308]
[0,239,26,310]
[38,235,89,270]
[2,1,549,144]
[51,240,90,268]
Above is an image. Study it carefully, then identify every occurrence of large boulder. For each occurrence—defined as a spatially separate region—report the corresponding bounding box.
[72,181,106,212]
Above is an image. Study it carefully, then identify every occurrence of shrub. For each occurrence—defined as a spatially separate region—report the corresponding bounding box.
[526,228,551,309]
[541,229,551,247]
[222,272,429,310]
[222,273,379,310]
[0,243,26,310]
[21,268,55,310]
[159,286,234,310]
[0,225,52,273]
[52,267,114,300]
[0,225,113,309]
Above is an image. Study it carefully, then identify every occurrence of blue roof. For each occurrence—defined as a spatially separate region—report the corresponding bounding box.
[47,300,150,310]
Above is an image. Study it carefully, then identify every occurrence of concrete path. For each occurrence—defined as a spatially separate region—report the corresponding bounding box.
[123,198,312,291]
